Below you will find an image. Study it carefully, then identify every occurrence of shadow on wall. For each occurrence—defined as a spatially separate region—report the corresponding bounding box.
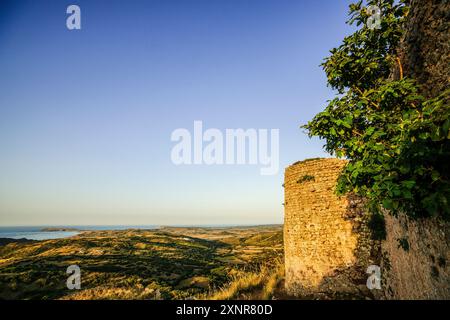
[283,158,449,299]
[283,158,382,299]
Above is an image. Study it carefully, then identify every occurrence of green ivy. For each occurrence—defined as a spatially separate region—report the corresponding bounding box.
[368,213,386,240]
[302,0,450,219]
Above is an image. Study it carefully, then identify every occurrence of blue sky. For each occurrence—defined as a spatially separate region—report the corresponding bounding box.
[0,0,355,226]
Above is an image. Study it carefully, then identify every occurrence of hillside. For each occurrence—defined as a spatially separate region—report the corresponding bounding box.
[0,226,283,300]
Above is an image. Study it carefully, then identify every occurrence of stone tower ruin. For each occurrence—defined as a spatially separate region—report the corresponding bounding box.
[283,0,449,300]
[283,158,376,298]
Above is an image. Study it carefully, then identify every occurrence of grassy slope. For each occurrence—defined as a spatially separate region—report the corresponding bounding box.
[0,226,283,300]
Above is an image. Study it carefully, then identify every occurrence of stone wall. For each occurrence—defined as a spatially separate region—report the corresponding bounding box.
[283,158,378,298]
[380,0,450,300]
[381,213,450,299]
[283,157,449,299]
[284,0,449,300]
[397,0,450,98]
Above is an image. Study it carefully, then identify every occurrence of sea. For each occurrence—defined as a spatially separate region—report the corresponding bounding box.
[0,225,159,241]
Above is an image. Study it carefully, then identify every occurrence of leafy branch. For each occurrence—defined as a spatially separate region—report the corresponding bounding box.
[302,0,450,219]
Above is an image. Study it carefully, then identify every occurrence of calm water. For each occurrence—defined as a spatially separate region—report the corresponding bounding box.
[0,225,159,240]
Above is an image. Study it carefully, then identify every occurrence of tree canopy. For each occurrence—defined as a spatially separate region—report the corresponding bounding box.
[303,0,450,220]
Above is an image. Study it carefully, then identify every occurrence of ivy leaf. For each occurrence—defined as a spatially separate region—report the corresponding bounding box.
[382,199,393,210]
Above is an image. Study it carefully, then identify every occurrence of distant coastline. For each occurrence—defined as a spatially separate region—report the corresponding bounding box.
[40,227,81,232]
[0,224,282,241]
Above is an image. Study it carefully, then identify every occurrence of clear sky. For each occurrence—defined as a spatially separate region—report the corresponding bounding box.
[0,0,355,226]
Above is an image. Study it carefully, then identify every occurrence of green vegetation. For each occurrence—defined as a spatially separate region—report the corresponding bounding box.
[0,226,283,300]
[302,0,450,219]
[297,175,315,184]
[368,212,386,240]
[205,258,284,300]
